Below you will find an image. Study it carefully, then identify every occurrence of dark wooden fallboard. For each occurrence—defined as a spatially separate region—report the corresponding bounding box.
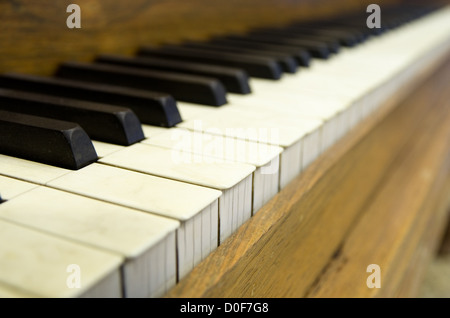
[0,0,405,75]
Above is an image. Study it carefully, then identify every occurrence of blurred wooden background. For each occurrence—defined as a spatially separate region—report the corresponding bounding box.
[0,0,409,75]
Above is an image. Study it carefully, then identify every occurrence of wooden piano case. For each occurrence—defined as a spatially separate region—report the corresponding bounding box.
[1,0,449,298]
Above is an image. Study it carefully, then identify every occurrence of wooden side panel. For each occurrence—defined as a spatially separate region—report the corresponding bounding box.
[307,58,450,297]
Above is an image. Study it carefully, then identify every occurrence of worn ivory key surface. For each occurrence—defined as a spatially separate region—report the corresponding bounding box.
[0,183,180,297]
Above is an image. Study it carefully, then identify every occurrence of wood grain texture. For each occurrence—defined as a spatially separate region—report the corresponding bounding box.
[306,58,450,297]
[0,0,404,75]
[394,170,450,297]
[437,220,450,255]
[165,52,450,298]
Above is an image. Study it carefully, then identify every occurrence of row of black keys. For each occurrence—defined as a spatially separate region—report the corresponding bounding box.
[0,4,440,171]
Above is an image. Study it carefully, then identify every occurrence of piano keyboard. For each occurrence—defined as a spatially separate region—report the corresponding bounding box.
[1,3,450,298]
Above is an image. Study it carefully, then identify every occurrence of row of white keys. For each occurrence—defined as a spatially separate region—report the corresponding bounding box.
[141,110,316,219]
[306,9,450,98]
[0,174,38,200]
[94,130,259,244]
[96,142,255,245]
[144,6,450,220]
[158,37,375,177]
[94,130,277,246]
[0,175,182,298]
[160,7,450,223]
[174,51,372,186]
[0,155,221,296]
[176,102,323,189]
[206,6,450,161]
[0,218,123,298]
[227,92,350,158]
[171,35,382,184]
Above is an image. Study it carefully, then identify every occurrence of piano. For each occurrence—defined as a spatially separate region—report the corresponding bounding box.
[0,0,449,298]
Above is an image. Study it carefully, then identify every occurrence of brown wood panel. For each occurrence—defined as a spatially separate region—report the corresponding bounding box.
[306,58,450,297]
[165,53,450,298]
[437,220,450,255]
[0,0,403,75]
[394,173,450,297]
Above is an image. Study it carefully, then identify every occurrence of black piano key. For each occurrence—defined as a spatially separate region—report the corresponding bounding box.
[0,110,98,170]
[56,61,228,106]
[208,38,312,67]
[0,194,3,204]
[95,54,251,94]
[0,73,181,128]
[137,45,283,80]
[178,41,299,73]
[221,34,330,59]
[0,88,145,146]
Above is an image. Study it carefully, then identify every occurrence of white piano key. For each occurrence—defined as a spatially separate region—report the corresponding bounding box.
[165,228,177,292]
[250,75,361,103]
[0,185,180,297]
[218,172,252,241]
[91,140,124,158]
[302,125,322,169]
[142,127,281,168]
[177,106,323,188]
[252,155,279,213]
[78,270,123,298]
[0,175,38,200]
[99,143,255,190]
[0,156,222,283]
[193,211,203,268]
[98,143,255,243]
[1,5,449,300]
[0,219,123,298]
[142,127,282,213]
[227,93,345,154]
[0,158,221,222]
[240,68,373,142]
[141,124,177,138]
[47,163,221,280]
[0,154,71,185]
[177,215,193,279]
